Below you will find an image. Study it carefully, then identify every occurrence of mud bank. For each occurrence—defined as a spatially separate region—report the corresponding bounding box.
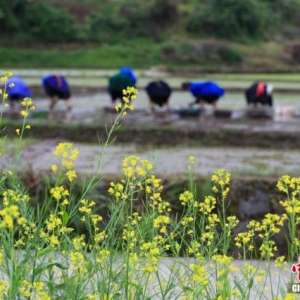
[18,171,282,224]
[2,140,300,176]
[3,118,300,149]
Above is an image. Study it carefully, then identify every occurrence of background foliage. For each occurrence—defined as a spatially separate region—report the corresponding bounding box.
[1,0,300,43]
[1,0,300,69]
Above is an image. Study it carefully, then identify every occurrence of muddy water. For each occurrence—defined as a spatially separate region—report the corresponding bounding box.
[30,90,300,110]
[2,89,299,111]
[4,90,299,126]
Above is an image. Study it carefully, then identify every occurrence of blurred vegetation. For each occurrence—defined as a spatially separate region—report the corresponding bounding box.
[1,0,300,69]
[1,0,298,42]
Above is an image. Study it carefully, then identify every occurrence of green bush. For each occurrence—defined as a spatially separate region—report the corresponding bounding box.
[87,0,178,42]
[0,1,77,42]
[23,3,77,42]
[0,0,27,32]
[186,0,271,39]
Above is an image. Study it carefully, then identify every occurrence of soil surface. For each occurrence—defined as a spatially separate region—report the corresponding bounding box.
[2,139,300,178]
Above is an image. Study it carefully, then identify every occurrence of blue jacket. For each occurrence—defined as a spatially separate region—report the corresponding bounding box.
[42,75,70,94]
[119,67,137,85]
[6,76,32,99]
[190,81,225,98]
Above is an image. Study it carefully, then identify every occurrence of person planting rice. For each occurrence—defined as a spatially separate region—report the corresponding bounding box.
[245,81,273,107]
[182,81,225,110]
[108,68,137,107]
[145,80,172,113]
[42,74,72,120]
[6,76,32,114]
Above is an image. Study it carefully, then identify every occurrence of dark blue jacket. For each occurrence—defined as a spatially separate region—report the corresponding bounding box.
[190,81,225,98]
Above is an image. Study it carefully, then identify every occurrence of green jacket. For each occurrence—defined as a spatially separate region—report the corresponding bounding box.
[109,73,134,92]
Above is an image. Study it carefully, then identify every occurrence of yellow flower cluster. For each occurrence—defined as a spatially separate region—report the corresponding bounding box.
[115,86,137,113]
[78,199,104,245]
[53,143,79,182]
[79,199,96,215]
[259,213,286,236]
[70,250,87,274]
[188,241,202,258]
[211,169,231,199]
[179,191,194,206]
[241,262,257,279]
[46,214,62,231]
[275,255,286,268]
[122,155,153,179]
[140,241,160,273]
[249,214,285,258]
[50,185,69,202]
[73,235,86,250]
[0,205,20,229]
[19,280,50,300]
[284,294,297,300]
[181,216,194,226]
[42,213,73,248]
[0,71,12,103]
[0,189,29,230]
[0,281,8,298]
[145,176,171,215]
[190,263,209,287]
[199,213,220,247]
[277,175,300,194]
[235,231,254,250]
[123,214,141,250]
[225,216,239,230]
[20,97,36,118]
[3,189,29,205]
[212,254,233,266]
[0,71,12,84]
[153,215,170,234]
[259,240,277,258]
[278,176,300,216]
[66,169,77,182]
[199,196,216,214]
[108,182,126,201]
[96,248,110,264]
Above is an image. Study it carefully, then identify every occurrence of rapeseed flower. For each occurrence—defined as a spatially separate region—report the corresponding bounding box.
[199,196,216,214]
[115,86,137,114]
[108,182,126,201]
[122,155,153,179]
[275,256,286,268]
[50,185,69,202]
[179,191,194,206]
[96,249,110,264]
[70,251,86,273]
[211,169,231,199]
[54,142,79,170]
[190,263,209,287]
[66,169,77,182]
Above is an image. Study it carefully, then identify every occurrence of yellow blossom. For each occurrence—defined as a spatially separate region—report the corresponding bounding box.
[190,263,209,287]
[115,86,138,113]
[179,191,194,206]
[275,256,285,268]
[66,169,77,182]
[51,164,58,173]
[50,185,69,201]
